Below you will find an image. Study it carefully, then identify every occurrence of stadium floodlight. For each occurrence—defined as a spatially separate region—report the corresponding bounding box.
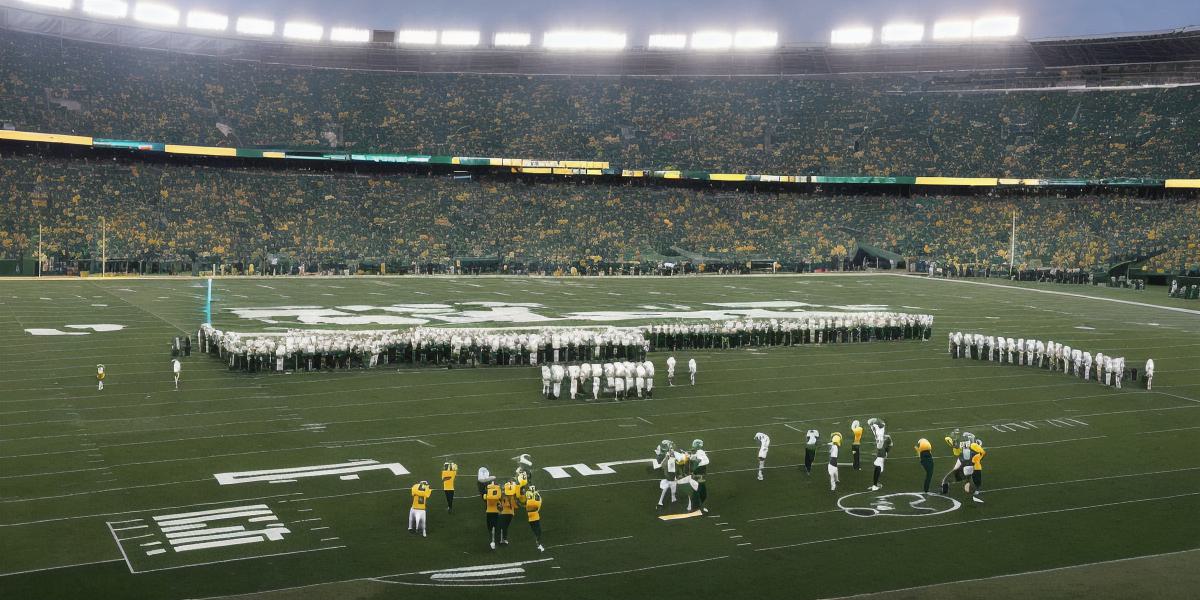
[20,0,73,10]
[81,0,127,18]
[543,30,626,50]
[132,2,178,26]
[973,16,1019,38]
[690,30,732,50]
[881,23,924,44]
[932,20,972,40]
[283,22,323,41]
[236,17,275,36]
[330,27,370,43]
[493,32,531,47]
[440,30,481,46]
[397,29,438,45]
[830,27,873,45]
[733,30,777,49]
[186,10,227,31]
[648,34,687,49]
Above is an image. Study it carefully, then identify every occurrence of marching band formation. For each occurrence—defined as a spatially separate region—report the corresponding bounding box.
[947,331,1153,389]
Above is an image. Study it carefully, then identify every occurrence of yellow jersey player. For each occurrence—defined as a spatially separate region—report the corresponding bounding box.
[96,364,105,391]
[915,438,934,493]
[827,432,843,491]
[484,481,502,550]
[524,486,545,552]
[409,480,432,537]
[497,479,520,546]
[441,461,458,512]
[851,420,864,470]
[515,466,530,497]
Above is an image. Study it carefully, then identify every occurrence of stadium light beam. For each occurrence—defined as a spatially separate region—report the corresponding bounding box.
[283,22,323,41]
[397,29,438,45]
[932,20,972,40]
[881,23,924,44]
[543,30,626,50]
[81,0,126,18]
[973,16,1019,38]
[186,10,227,31]
[330,27,370,43]
[236,17,275,36]
[830,27,873,45]
[132,2,178,26]
[690,30,732,50]
[493,32,531,47]
[20,0,73,10]
[440,30,481,46]
[648,34,687,49]
[733,30,777,49]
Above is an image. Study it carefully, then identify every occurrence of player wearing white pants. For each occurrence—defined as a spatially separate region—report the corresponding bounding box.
[635,363,646,398]
[688,358,697,386]
[172,359,181,390]
[643,361,655,398]
[408,481,432,537]
[1114,357,1124,389]
[541,366,551,398]
[827,432,842,491]
[568,364,580,400]
[666,356,676,386]
[1145,358,1154,390]
[1072,349,1083,377]
[1062,345,1072,374]
[754,432,770,481]
[550,364,565,399]
[592,371,601,400]
[867,418,890,491]
[1083,351,1092,380]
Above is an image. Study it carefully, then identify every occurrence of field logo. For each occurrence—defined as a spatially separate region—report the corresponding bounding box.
[543,458,656,479]
[837,491,960,518]
[214,459,409,485]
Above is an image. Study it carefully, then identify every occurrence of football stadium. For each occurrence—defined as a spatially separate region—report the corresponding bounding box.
[1,1,1200,598]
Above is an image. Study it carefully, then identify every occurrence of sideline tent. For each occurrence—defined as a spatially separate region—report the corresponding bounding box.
[852,243,905,269]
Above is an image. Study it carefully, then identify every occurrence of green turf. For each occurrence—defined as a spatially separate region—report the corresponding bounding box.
[1,274,1198,599]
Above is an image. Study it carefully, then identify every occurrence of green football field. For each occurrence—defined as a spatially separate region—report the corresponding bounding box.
[2,274,1199,599]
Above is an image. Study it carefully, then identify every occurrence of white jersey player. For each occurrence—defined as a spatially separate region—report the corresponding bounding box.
[643,361,655,397]
[592,368,601,400]
[172,359,181,390]
[1082,351,1092,380]
[568,364,581,400]
[550,364,565,399]
[688,358,697,385]
[635,363,647,398]
[666,356,677,386]
[1071,349,1083,377]
[541,365,551,398]
[755,432,770,480]
[1062,345,1072,374]
[1145,358,1155,390]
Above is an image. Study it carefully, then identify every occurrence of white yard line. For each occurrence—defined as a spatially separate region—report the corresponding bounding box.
[0,558,125,578]
[817,547,1200,600]
[755,491,1200,553]
[909,275,1200,316]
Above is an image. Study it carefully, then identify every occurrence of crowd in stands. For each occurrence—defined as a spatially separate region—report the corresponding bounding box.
[2,151,1196,274]
[3,29,1200,178]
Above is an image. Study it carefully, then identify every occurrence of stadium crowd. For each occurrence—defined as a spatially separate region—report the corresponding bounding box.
[2,153,1197,273]
[3,29,1200,178]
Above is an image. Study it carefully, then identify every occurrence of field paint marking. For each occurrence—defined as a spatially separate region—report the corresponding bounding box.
[110,524,148,531]
[543,459,657,480]
[0,558,125,578]
[127,545,346,574]
[637,417,653,425]
[549,536,633,548]
[370,555,729,587]
[816,547,1200,600]
[214,460,409,485]
[106,522,136,574]
[982,465,1200,494]
[1156,391,1200,404]
[0,492,302,529]
[784,424,805,433]
[910,275,1200,316]
[747,509,843,523]
[755,491,1200,552]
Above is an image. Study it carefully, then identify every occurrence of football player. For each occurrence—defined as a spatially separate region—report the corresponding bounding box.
[915,437,934,493]
[409,480,432,537]
[851,420,864,470]
[827,432,843,491]
[803,428,819,475]
[643,360,655,398]
[690,439,710,513]
[655,439,679,507]
[484,479,502,549]
[666,355,677,386]
[96,364,105,391]
[967,438,985,503]
[867,418,890,491]
[754,432,771,481]
[441,461,458,512]
[1145,358,1155,390]
[172,359,181,390]
[497,479,520,545]
[688,358,697,386]
[524,486,545,552]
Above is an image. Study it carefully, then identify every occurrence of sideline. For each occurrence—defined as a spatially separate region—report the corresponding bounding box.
[905,274,1200,316]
